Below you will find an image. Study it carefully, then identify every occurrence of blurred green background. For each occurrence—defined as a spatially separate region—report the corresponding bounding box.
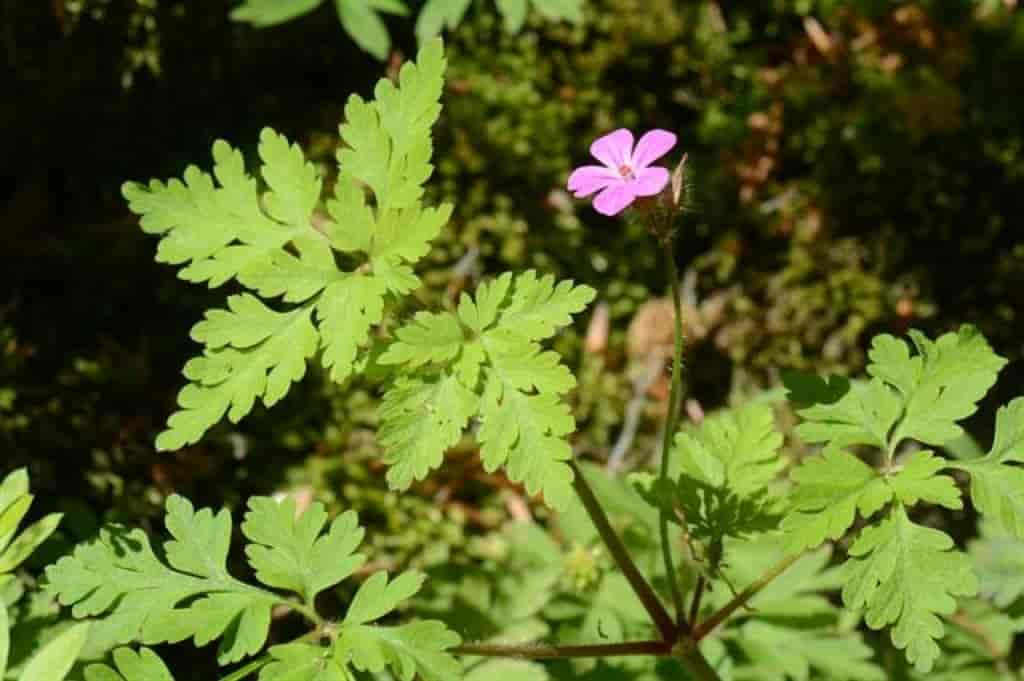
[2,0,1023,676]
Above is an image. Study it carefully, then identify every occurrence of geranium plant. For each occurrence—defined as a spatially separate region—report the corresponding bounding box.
[25,39,1024,681]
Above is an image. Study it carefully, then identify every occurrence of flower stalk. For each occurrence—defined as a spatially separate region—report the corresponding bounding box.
[658,237,688,627]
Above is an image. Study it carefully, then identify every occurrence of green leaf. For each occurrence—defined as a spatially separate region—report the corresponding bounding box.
[968,518,1024,608]
[378,271,594,509]
[84,647,175,681]
[336,38,445,217]
[156,304,319,450]
[45,496,277,664]
[371,204,452,267]
[781,370,850,408]
[366,0,408,13]
[492,0,583,32]
[230,0,323,26]
[0,495,32,556]
[635,405,785,548]
[340,621,461,681]
[242,498,366,602]
[457,273,512,333]
[781,449,891,552]
[886,450,961,509]
[415,0,472,43]
[259,128,323,229]
[0,599,8,679]
[870,326,1007,447]
[795,379,901,451]
[0,512,62,573]
[987,396,1024,463]
[494,0,528,33]
[478,376,575,510]
[124,134,314,288]
[0,468,28,516]
[486,344,576,395]
[260,643,348,681]
[134,41,449,450]
[378,374,478,490]
[713,539,846,621]
[335,0,392,60]
[493,271,596,343]
[20,621,90,681]
[317,274,387,384]
[841,505,978,672]
[673,403,784,496]
[530,0,583,24]
[954,397,1024,537]
[733,621,885,681]
[344,571,425,625]
[378,311,466,368]
[466,659,548,681]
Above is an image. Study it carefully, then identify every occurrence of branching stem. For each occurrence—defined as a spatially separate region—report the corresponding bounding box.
[568,459,676,640]
[693,553,802,640]
[689,575,706,627]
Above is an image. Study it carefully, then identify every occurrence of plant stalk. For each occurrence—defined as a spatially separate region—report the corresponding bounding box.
[454,639,671,659]
[659,239,687,626]
[676,640,726,681]
[689,575,706,627]
[568,459,676,640]
[693,553,802,640]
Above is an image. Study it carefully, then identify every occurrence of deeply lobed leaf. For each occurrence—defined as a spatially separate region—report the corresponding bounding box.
[478,377,576,510]
[130,41,449,449]
[874,327,1007,447]
[379,271,594,508]
[794,327,1006,456]
[84,647,175,681]
[635,404,785,550]
[378,374,479,489]
[45,497,273,665]
[242,497,366,603]
[672,403,784,496]
[841,506,977,672]
[781,449,891,552]
[953,397,1024,537]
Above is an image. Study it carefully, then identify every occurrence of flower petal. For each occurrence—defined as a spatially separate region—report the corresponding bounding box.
[590,129,634,169]
[631,166,670,197]
[593,184,637,216]
[631,130,677,169]
[568,165,621,198]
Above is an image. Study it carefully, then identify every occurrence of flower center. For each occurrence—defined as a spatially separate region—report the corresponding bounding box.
[617,164,635,180]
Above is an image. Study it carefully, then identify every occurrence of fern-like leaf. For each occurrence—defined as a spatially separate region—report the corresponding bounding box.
[379,271,594,508]
[84,648,175,681]
[47,493,460,676]
[378,374,478,489]
[46,496,275,664]
[953,397,1024,537]
[780,449,891,552]
[128,40,449,449]
[242,497,366,603]
[870,327,1007,447]
[841,506,977,672]
[634,404,785,550]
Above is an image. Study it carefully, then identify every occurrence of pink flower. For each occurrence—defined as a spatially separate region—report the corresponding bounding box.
[567,128,677,216]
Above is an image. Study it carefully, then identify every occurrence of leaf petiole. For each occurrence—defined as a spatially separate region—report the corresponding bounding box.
[692,552,802,641]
